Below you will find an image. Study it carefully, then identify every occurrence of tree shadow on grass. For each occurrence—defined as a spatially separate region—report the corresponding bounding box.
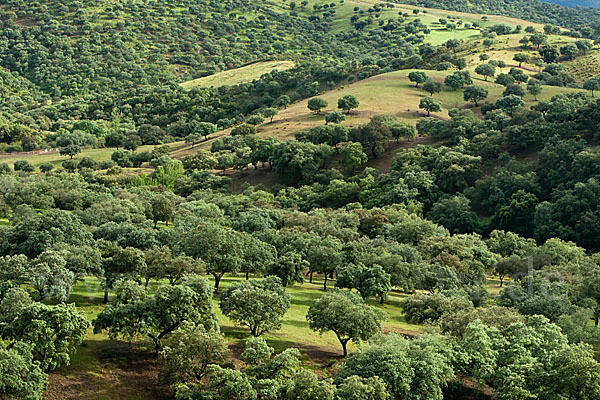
[46,339,171,400]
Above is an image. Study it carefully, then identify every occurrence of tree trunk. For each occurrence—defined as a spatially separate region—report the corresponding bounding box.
[380,295,384,304]
[104,288,109,304]
[246,270,249,280]
[341,340,348,357]
[213,274,222,294]
[323,274,328,291]
[499,276,504,287]
[309,270,313,284]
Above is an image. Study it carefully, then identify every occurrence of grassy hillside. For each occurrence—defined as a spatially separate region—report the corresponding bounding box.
[251,70,585,140]
[180,61,296,89]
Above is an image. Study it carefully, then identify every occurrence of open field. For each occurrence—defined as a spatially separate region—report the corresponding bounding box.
[180,61,296,89]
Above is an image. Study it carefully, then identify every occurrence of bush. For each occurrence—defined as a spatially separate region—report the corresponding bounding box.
[231,124,256,136]
[99,160,116,170]
[0,163,12,174]
[77,157,98,170]
[13,160,34,172]
[5,144,23,153]
[39,163,54,173]
[111,150,133,167]
[62,159,77,172]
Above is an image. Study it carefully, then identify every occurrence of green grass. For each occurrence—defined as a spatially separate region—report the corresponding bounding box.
[0,141,191,169]
[180,60,296,89]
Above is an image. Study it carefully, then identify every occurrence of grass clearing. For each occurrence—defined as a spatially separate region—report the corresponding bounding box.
[45,272,520,399]
[45,275,422,399]
[180,60,296,89]
[252,68,585,141]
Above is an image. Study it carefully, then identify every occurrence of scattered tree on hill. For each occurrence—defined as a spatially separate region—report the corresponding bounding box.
[219,277,290,337]
[308,98,328,114]
[180,224,246,293]
[338,95,360,114]
[276,95,291,109]
[409,71,428,87]
[13,160,34,172]
[527,79,543,100]
[464,85,488,106]
[513,53,530,67]
[444,39,461,53]
[306,289,387,356]
[185,133,204,149]
[495,73,515,87]
[509,67,529,84]
[59,144,81,159]
[389,121,416,142]
[475,63,496,81]
[246,115,264,126]
[197,122,218,140]
[0,340,47,399]
[444,73,466,91]
[263,108,278,123]
[105,132,126,149]
[540,45,560,63]
[419,97,442,117]
[452,57,467,70]
[529,32,547,49]
[2,302,89,371]
[575,39,594,55]
[39,163,54,173]
[349,119,392,158]
[325,111,345,125]
[335,376,389,400]
[423,80,442,96]
[335,332,454,399]
[266,251,308,287]
[503,83,525,98]
[584,78,600,97]
[496,95,526,116]
[560,43,578,60]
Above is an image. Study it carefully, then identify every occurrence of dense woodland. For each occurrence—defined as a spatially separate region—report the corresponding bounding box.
[3,0,600,399]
